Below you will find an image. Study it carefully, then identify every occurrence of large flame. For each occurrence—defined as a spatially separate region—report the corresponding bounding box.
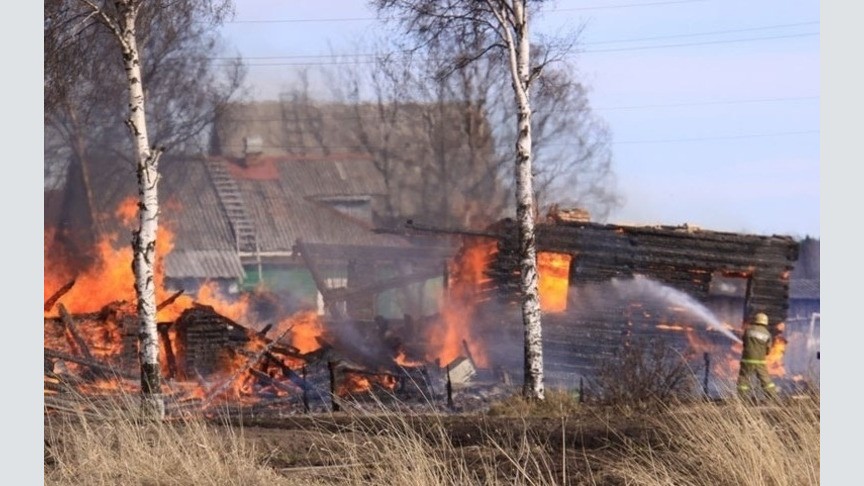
[44,196,185,318]
[537,252,572,313]
[431,240,496,367]
[44,230,136,313]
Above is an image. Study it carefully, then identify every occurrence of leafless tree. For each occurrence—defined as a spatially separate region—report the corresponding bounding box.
[373,0,558,400]
[252,33,618,229]
[324,49,507,228]
[44,0,238,418]
[45,0,243,248]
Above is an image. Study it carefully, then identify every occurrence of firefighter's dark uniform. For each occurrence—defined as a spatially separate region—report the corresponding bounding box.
[737,313,778,399]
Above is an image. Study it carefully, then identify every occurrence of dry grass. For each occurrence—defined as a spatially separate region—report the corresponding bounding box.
[44,395,286,486]
[274,394,567,485]
[487,389,582,418]
[605,389,820,486]
[44,385,819,486]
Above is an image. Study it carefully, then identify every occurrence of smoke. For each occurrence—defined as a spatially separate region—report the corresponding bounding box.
[277,273,743,380]
[453,272,747,383]
[323,318,404,370]
[609,275,742,344]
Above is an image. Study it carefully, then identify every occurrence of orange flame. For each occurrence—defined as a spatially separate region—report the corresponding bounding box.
[76,378,138,395]
[656,324,689,332]
[537,252,572,313]
[337,370,397,396]
[683,327,741,381]
[340,373,372,395]
[44,196,182,317]
[272,311,324,354]
[115,197,138,226]
[431,240,496,367]
[191,282,251,323]
[767,333,787,376]
[394,350,423,367]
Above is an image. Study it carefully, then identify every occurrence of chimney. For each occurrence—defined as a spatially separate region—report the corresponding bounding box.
[242,135,264,166]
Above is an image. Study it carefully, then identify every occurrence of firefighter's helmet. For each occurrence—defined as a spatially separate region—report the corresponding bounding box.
[752,312,769,326]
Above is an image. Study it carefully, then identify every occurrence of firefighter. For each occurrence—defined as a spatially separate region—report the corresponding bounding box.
[736,312,779,401]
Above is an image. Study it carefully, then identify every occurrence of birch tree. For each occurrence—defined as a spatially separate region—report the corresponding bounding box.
[45,0,241,257]
[84,0,165,417]
[374,0,553,400]
[45,0,229,417]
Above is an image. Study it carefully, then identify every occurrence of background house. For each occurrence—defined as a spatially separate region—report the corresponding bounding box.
[212,100,506,229]
[46,150,457,321]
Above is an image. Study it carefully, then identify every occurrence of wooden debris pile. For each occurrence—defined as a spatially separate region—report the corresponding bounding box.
[43,280,512,416]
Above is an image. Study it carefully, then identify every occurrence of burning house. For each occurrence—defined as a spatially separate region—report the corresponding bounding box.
[45,180,807,410]
[44,148,469,410]
[44,97,809,410]
[462,214,803,395]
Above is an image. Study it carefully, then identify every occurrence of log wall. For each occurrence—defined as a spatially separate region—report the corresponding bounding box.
[484,220,799,388]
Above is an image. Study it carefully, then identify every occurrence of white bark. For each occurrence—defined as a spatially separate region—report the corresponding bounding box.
[489,0,544,400]
[122,11,165,419]
[81,0,165,418]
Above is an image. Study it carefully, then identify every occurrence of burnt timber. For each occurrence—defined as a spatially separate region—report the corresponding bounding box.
[489,219,798,324]
[485,219,799,388]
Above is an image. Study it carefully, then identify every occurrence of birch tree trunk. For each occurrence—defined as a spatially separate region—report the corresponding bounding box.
[508,0,544,401]
[120,8,165,419]
[78,0,165,418]
[373,0,611,402]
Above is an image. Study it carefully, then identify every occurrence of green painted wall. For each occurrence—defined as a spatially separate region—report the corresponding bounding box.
[242,264,444,319]
[242,265,319,308]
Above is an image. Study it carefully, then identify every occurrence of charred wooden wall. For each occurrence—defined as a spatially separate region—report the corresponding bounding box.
[488,220,798,326]
[174,304,254,377]
[484,220,799,387]
[44,302,140,374]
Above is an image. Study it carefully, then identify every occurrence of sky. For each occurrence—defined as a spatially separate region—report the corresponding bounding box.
[216,0,820,239]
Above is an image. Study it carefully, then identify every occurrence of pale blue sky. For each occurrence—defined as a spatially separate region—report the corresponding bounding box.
[218,0,820,238]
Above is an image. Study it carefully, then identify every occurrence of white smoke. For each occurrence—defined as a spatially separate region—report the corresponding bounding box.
[610,274,742,343]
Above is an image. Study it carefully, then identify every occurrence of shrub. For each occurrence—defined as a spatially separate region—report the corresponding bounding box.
[593,337,698,406]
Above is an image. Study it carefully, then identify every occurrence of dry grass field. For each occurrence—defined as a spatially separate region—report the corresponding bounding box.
[44,387,819,486]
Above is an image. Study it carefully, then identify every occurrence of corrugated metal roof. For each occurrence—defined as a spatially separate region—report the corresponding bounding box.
[233,159,409,251]
[68,155,238,253]
[52,154,411,279]
[164,250,245,279]
[161,158,238,252]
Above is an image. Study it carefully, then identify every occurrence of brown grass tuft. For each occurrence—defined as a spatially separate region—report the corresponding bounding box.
[487,389,582,418]
[605,389,820,486]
